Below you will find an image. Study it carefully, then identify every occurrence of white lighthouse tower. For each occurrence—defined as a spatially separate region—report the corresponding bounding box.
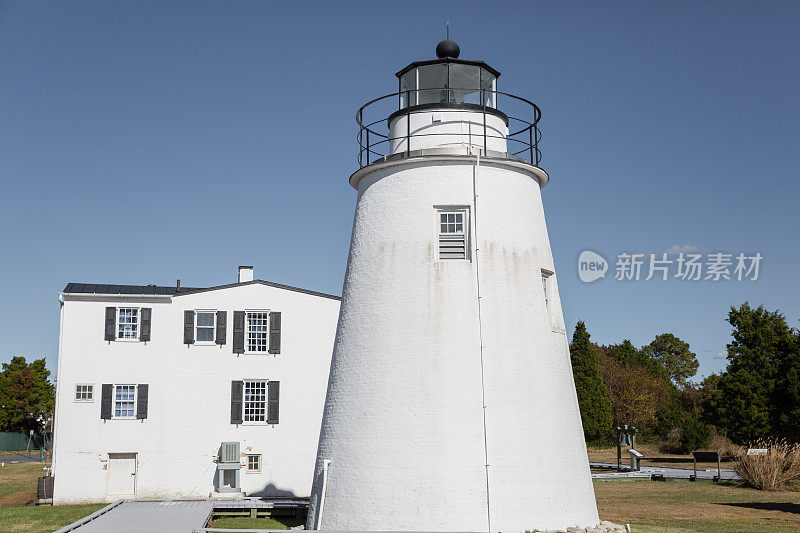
[308,41,599,532]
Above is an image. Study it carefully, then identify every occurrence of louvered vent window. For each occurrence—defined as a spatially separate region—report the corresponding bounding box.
[438,209,468,260]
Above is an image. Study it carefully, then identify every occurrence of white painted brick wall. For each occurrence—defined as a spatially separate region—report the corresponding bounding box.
[52,282,339,504]
[308,158,598,531]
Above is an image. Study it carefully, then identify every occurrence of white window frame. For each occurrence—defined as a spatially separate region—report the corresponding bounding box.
[246,454,262,473]
[242,379,268,424]
[116,307,140,341]
[541,269,564,332]
[74,384,94,402]
[436,207,470,261]
[245,311,270,354]
[194,310,216,345]
[112,384,137,419]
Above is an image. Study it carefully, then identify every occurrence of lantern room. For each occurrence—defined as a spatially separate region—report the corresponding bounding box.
[396,39,500,109]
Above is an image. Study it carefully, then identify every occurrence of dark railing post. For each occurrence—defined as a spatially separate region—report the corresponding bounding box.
[529,126,533,165]
[366,129,370,166]
[406,90,411,156]
[482,89,487,155]
[358,109,363,168]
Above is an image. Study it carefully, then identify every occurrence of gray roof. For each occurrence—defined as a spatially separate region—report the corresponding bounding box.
[62,280,341,301]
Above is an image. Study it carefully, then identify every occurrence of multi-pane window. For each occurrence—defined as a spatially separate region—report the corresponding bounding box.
[246,312,269,352]
[117,308,139,340]
[542,270,552,313]
[438,209,468,260]
[114,385,136,418]
[75,384,94,402]
[247,454,262,472]
[243,380,267,422]
[196,311,215,343]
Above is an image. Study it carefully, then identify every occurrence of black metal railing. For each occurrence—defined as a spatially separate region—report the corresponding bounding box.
[356,88,542,169]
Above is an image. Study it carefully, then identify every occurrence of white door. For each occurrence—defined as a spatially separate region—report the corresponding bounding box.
[107,453,137,498]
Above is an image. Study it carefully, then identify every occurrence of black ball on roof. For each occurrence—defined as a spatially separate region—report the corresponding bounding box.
[436,39,460,59]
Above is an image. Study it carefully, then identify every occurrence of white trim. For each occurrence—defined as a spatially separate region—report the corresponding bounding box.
[246,454,262,473]
[242,379,269,424]
[194,309,217,345]
[74,383,95,402]
[435,206,470,261]
[111,384,137,419]
[244,310,271,354]
[116,307,140,341]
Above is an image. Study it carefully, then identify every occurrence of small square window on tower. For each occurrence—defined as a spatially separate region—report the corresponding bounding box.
[437,208,469,260]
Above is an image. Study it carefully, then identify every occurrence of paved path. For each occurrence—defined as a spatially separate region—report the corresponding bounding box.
[590,461,742,480]
[55,497,308,533]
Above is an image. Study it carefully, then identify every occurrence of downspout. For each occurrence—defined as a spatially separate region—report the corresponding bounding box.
[315,459,331,530]
[469,145,492,533]
[51,294,66,477]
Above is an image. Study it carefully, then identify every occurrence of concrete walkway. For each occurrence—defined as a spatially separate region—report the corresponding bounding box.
[55,497,308,533]
[590,461,742,480]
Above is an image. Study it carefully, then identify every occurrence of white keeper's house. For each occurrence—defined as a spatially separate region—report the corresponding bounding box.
[51,266,340,504]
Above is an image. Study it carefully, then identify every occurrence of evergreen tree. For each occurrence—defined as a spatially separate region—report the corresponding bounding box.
[702,303,795,444]
[569,321,612,442]
[0,356,55,433]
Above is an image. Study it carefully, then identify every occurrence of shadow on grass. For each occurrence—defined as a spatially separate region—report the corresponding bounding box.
[718,502,800,515]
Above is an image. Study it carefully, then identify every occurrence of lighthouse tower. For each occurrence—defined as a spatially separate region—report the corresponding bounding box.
[307,41,599,532]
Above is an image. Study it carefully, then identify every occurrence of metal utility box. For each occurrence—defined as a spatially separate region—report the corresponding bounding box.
[219,441,240,464]
[216,441,241,493]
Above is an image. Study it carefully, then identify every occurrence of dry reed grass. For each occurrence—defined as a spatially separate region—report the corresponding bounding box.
[732,439,800,491]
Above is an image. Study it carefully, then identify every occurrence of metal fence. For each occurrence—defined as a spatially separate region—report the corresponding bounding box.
[0,431,52,461]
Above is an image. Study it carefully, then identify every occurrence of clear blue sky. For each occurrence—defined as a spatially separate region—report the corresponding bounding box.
[1,1,798,380]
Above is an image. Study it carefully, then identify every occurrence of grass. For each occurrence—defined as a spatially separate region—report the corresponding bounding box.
[0,461,105,533]
[207,515,305,529]
[4,454,800,533]
[594,478,800,532]
[0,503,106,533]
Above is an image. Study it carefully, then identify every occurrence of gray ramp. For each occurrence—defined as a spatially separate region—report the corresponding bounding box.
[56,500,213,532]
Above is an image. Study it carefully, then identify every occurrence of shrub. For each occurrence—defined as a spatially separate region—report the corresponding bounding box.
[733,439,800,491]
[679,416,713,453]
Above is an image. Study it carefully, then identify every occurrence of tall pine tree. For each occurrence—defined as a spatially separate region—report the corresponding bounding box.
[569,321,612,442]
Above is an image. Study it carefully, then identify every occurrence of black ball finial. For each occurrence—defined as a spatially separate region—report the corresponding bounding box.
[436,39,460,59]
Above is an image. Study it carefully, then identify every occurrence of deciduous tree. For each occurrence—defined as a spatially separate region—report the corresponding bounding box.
[643,333,699,386]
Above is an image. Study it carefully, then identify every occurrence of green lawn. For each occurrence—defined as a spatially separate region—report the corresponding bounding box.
[594,478,800,532]
[207,515,305,529]
[0,503,106,533]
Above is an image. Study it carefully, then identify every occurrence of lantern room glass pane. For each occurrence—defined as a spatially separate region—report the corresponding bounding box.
[416,64,449,105]
[400,70,417,107]
[400,63,498,109]
[448,63,481,105]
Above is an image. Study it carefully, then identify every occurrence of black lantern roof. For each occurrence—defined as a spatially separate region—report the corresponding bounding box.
[395,39,501,78]
[395,58,501,79]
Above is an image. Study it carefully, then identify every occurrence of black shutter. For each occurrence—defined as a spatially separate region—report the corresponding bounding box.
[231,381,243,424]
[100,384,113,420]
[216,311,227,345]
[136,384,149,419]
[233,311,245,354]
[184,310,195,345]
[267,381,280,424]
[140,308,152,342]
[268,312,281,354]
[104,307,116,341]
